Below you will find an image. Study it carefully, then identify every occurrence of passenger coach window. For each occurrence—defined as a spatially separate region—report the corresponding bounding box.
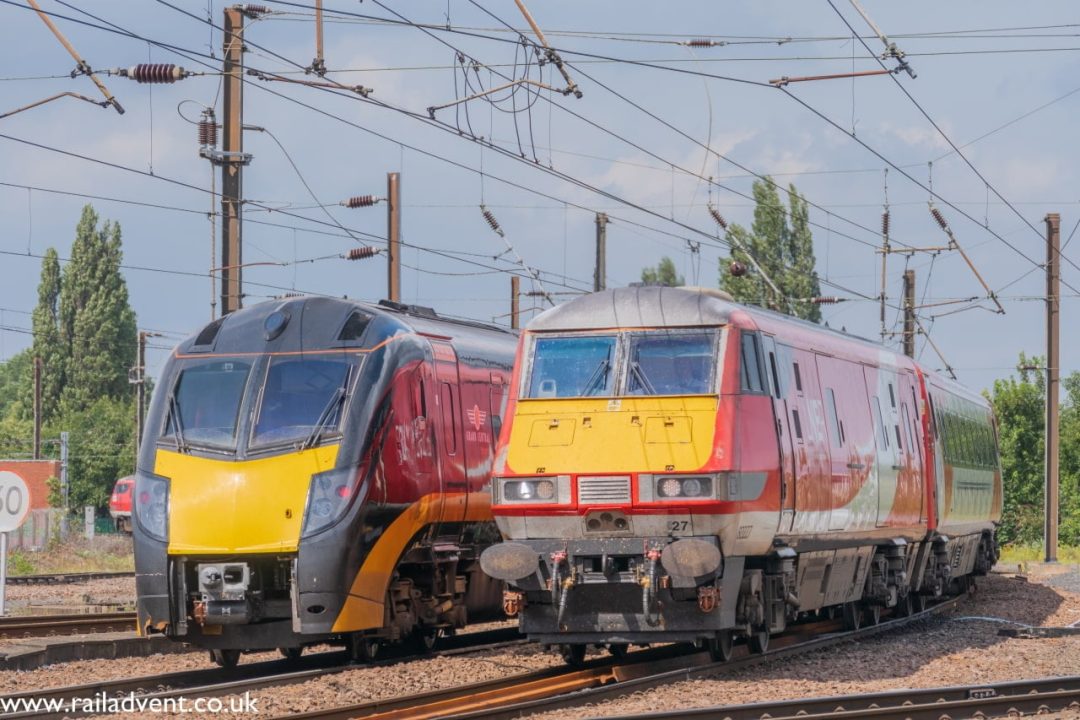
[527,335,616,398]
[163,359,252,449]
[252,356,356,447]
[626,331,715,396]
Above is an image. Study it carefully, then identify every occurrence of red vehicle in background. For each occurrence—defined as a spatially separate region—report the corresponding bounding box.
[109,476,134,533]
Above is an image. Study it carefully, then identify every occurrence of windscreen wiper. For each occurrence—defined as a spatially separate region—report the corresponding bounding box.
[301,367,352,450]
[630,361,657,395]
[167,392,189,453]
[582,357,610,396]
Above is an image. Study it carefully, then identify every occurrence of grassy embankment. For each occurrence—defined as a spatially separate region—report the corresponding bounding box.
[5,535,134,575]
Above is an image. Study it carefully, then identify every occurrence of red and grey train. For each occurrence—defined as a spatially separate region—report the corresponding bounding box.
[133,297,516,665]
[481,286,1001,662]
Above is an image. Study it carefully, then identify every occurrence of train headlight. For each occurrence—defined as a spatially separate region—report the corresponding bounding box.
[655,476,713,500]
[496,476,570,504]
[302,466,361,538]
[134,471,169,541]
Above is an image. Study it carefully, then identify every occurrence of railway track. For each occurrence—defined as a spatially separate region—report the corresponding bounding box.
[0,626,521,720]
[0,612,136,639]
[603,674,1080,719]
[274,594,968,720]
[6,571,134,585]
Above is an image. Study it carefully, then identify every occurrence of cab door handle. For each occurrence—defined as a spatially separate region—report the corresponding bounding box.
[847,462,865,470]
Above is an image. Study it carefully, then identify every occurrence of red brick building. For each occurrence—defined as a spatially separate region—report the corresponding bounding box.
[0,460,58,510]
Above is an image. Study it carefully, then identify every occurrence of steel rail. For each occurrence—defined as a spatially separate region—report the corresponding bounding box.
[0,626,520,720]
[0,612,136,639]
[272,594,967,720]
[601,674,1080,719]
[6,571,135,585]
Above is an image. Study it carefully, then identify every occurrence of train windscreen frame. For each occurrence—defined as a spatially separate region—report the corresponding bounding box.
[161,358,253,451]
[526,335,617,398]
[625,330,717,396]
[250,354,360,449]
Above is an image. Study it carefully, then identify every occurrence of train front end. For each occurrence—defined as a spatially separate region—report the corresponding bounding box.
[481,287,782,658]
[134,297,417,664]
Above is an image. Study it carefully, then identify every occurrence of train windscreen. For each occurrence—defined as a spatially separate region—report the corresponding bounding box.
[527,335,616,398]
[251,355,358,448]
[625,331,716,396]
[163,359,253,450]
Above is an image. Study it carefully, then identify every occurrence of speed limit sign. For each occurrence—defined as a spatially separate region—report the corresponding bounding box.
[0,471,30,533]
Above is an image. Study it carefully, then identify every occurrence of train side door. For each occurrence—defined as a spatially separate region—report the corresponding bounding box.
[869,368,902,527]
[761,335,795,533]
[431,341,466,530]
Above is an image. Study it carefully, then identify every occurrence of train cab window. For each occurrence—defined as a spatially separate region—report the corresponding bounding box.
[825,388,843,448]
[526,335,616,398]
[626,330,716,396]
[163,359,253,450]
[252,355,356,448]
[739,333,765,394]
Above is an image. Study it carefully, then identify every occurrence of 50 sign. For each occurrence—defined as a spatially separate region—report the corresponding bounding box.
[0,472,30,533]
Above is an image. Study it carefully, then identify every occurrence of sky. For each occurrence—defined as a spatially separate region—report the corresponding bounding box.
[0,1,1078,395]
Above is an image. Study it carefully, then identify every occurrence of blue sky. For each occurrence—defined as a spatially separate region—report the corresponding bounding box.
[1,1,1078,394]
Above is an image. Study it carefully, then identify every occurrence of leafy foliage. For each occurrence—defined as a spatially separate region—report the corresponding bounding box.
[2,205,139,510]
[640,257,685,287]
[719,178,823,322]
[987,352,1080,547]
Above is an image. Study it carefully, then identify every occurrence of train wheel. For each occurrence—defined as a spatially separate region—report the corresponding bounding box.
[279,647,303,662]
[896,593,914,617]
[348,634,380,663]
[748,628,769,655]
[914,594,928,612]
[559,643,586,666]
[864,605,881,626]
[211,649,240,669]
[606,643,628,659]
[842,602,862,631]
[706,631,734,662]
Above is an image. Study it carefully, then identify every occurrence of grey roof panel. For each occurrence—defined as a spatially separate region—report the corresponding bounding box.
[528,287,737,331]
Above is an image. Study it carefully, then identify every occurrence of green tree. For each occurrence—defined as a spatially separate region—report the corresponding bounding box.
[986,354,1046,546]
[58,205,138,412]
[27,248,63,422]
[0,349,32,422]
[640,257,684,287]
[46,396,136,510]
[719,178,822,322]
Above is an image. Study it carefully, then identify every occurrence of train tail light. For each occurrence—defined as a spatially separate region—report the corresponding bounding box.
[495,475,571,505]
[302,466,360,537]
[134,472,170,541]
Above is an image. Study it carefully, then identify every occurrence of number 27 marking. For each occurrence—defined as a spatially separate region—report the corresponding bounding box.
[667,520,689,533]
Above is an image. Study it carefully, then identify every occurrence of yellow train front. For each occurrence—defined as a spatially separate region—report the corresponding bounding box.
[133,296,516,666]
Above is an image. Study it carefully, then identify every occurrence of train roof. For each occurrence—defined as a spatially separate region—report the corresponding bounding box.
[175,295,516,356]
[528,286,739,331]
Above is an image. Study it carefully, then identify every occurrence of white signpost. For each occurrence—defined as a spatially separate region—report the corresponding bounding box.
[0,471,31,616]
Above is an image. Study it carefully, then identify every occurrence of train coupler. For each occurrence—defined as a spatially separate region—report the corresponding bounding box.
[697,585,719,613]
[503,590,524,618]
